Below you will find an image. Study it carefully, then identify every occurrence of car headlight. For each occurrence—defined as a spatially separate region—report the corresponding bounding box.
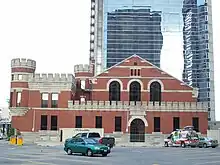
[94,147,100,150]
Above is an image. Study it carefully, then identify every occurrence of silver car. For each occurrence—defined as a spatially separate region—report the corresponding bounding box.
[0,133,3,140]
[198,137,218,148]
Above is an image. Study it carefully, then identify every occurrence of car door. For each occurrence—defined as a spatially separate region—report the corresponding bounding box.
[68,138,77,153]
[79,138,88,153]
[198,137,205,147]
[74,138,86,153]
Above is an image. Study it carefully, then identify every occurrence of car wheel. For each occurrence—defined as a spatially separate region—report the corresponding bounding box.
[181,142,186,148]
[102,153,107,157]
[87,149,93,157]
[203,143,207,148]
[67,148,72,155]
[164,142,169,147]
[212,146,216,148]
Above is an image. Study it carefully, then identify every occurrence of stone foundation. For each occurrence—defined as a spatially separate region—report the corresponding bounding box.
[20,131,205,147]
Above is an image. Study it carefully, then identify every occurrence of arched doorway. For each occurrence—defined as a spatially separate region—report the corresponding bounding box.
[130,119,145,142]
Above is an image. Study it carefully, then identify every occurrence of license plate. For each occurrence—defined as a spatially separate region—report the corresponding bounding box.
[104,150,107,152]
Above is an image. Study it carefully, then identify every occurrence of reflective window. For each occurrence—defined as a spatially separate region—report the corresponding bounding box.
[150,81,162,102]
[51,93,59,108]
[41,93,48,108]
[109,81,121,101]
[129,81,141,102]
[50,116,58,131]
[16,92,21,107]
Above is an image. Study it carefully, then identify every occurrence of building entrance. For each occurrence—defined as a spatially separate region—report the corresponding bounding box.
[130,119,145,142]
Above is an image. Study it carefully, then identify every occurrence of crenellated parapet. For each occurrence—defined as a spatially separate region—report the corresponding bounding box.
[29,73,74,82]
[28,73,76,93]
[11,58,36,70]
[10,107,28,116]
[74,64,91,73]
[68,101,208,112]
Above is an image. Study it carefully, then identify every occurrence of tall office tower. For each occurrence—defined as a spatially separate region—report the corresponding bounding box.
[89,0,163,75]
[90,0,215,120]
[106,8,163,68]
[182,0,215,121]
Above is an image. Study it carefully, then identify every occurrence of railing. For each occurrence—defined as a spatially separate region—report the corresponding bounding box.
[67,100,208,111]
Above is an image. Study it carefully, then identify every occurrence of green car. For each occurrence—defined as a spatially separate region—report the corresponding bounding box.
[64,137,111,157]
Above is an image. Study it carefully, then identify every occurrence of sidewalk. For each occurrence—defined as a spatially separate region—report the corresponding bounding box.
[35,141,163,148]
[35,141,64,147]
[117,143,163,148]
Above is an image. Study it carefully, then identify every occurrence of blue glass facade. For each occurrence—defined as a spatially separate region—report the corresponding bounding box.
[89,0,215,121]
[182,0,215,121]
[106,8,163,68]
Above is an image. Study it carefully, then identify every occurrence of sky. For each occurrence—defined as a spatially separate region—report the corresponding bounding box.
[0,0,219,120]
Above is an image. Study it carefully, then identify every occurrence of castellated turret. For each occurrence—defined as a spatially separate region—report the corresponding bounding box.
[10,58,36,108]
[74,64,94,101]
[11,58,36,82]
[74,64,93,77]
[11,58,36,72]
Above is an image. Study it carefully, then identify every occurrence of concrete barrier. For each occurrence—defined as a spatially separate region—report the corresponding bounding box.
[207,129,220,142]
[59,128,104,141]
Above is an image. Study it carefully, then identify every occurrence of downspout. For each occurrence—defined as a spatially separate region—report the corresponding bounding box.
[126,108,129,133]
[32,109,35,132]
[29,88,35,132]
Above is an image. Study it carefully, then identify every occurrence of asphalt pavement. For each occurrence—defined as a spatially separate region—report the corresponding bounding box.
[0,140,220,165]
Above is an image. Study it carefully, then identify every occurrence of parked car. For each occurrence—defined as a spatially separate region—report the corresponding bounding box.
[164,127,199,148]
[73,132,115,148]
[0,133,3,140]
[198,137,218,148]
[64,137,111,157]
[164,135,199,147]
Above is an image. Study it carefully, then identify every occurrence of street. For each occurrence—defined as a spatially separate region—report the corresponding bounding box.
[0,141,220,165]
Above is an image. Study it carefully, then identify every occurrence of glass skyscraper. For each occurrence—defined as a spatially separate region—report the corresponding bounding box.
[182,0,215,121]
[89,0,215,121]
[106,8,163,68]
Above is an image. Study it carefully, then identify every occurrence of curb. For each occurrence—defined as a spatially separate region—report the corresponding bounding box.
[118,145,163,148]
[36,142,63,147]
[36,143,163,148]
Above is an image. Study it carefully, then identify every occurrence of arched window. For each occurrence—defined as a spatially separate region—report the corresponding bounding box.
[150,81,161,102]
[109,81,121,101]
[129,81,141,102]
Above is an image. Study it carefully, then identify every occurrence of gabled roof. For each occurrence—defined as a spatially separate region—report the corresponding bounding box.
[94,54,193,89]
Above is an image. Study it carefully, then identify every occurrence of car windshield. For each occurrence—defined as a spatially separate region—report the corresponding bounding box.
[84,138,98,144]
[191,137,198,140]
[205,137,213,141]
[88,133,100,138]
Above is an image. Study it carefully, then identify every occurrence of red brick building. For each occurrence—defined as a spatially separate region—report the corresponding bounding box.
[10,55,208,142]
